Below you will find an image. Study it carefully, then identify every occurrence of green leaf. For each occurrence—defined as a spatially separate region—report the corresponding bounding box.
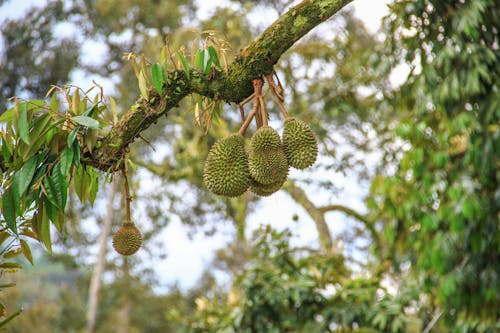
[88,168,99,205]
[109,96,119,123]
[0,106,15,123]
[203,49,210,71]
[138,69,149,99]
[177,50,190,79]
[23,113,53,160]
[2,187,18,234]
[71,115,100,130]
[1,136,11,162]
[82,103,97,117]
[50,92,59,115]
[207,46,221,68]
[204,58,213,75]
[11,154,38,204]
[20,239,33,265]
[25,100,47,111]
[59,146,74,176]
[44,196,58,225]
[67,126,79,146]
[151,63,165,95]
[40,205,52,253]
[44,196,63,232]
[18,103,30,144]
[32,201,51,252]
[42,165,67,210]
[194,49,204,70]
[73,165,89,204]
[73,141,81,167]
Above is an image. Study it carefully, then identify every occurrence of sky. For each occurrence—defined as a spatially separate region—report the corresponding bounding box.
[0,0,391,290]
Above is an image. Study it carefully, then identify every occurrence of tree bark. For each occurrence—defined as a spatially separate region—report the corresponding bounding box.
[86,178,119,333]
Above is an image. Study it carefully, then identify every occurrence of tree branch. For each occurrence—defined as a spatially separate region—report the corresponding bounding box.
[319,203,381,251]
[282,180,334,251]
[84,0,352,171]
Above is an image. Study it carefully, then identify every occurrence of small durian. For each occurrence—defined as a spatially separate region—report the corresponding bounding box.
[248,126,289,185]
[282,118,318,169]
[203,134,251,197]
[112,222,142,256]
[249,172,287,197]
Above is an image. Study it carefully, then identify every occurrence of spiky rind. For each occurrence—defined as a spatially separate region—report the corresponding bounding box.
[248,148,289,185]
[249,172,287,197]
[250,126,281,151]
[112,223,142,256]
[249,126,289,185]
[203,134,251,197]
[282,118,318,169]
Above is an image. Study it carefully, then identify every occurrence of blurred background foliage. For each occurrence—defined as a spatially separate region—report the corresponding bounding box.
[0,0,498,332]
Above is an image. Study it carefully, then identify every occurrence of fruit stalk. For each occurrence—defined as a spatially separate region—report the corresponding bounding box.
[265,73,289,119]
[122,167,132,223]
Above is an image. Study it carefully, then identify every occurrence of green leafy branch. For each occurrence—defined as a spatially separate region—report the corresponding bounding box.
[0,86,109,254]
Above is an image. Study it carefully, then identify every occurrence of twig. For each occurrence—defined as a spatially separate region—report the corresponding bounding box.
[138,133,156,152]
[238,101,258,136]
[238,92,255,123]
[0,308,23,328]
[423,310,443,333]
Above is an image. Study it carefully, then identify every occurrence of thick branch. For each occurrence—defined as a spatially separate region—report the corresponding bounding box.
[282,180,334,251]
[84,0,352,171]
[319,204,381,251]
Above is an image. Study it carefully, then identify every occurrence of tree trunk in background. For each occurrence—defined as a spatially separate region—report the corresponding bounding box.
[87,178,119,333]
[116,257,131,333]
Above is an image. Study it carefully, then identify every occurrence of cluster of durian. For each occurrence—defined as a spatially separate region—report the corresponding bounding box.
[112,222,142,256]
[203,117,318,197]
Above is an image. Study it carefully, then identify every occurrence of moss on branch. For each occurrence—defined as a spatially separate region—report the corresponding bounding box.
[87,0,353,171]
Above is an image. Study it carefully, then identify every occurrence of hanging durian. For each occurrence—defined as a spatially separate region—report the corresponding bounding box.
[282,118,318,169]
[248,126,289,185]
[203,134,251,197]
[112,222,142,256]
[249,171,287,197]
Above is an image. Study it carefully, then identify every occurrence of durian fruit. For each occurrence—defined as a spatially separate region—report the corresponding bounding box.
[249,171,287,197]
[282,117,318,169]
[203,134,251,197]
[248,126,289,185]
[112,222,142,256]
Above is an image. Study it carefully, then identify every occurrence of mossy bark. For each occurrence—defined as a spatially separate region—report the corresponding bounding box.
[86,0,353,171]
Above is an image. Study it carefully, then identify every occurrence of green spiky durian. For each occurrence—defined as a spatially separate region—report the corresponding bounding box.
[282,118,318,169]
[203,134,251,197]
[248,126,289,185]
[249,171,287,197]
[112,222,142,256]
[250,126,282,151]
